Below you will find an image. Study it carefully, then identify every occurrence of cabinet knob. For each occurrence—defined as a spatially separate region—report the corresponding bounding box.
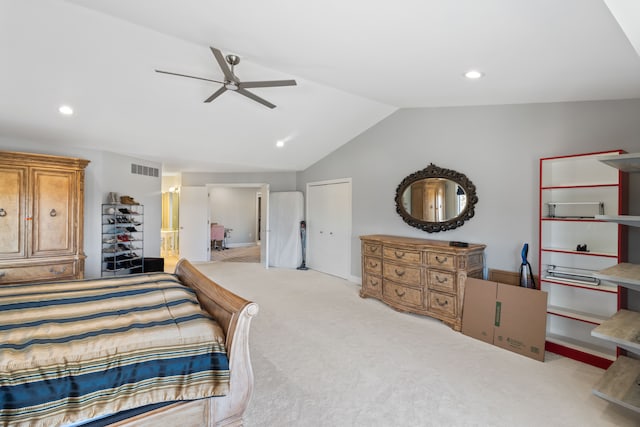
[370,279,379,287]
[50,209,57,217]
[368,261,378,268]
[0,208,5,217]
[436,275,448,284]
[369,246,378,253]
[394,269,406,277]
[435,256,448,264]
[394,289,406,297]
[394,251,405,258]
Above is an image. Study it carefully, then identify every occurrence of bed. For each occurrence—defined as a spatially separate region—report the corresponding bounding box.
[0,259,258,427]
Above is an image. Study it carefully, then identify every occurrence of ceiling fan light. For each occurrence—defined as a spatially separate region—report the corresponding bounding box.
[224,82,239,91]
[464,70,484,79]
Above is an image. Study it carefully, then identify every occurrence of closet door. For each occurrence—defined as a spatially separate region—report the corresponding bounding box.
[307,179,351,279]
[0,165,27,259]
[30,168,76,256]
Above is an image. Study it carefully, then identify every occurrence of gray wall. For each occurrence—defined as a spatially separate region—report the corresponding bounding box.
[297,98,640,278]
[0,137,162,278]
[182,171,297,191]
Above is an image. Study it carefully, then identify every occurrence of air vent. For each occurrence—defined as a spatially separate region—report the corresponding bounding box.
[131,163,159,178]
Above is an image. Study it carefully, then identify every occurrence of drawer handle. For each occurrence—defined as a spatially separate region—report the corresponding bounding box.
[0,271,5,277]
[50,209,57,217]
[436,298,448,307]
[395,289,406,297]
[369,246,378,253]
[394,251,405,258]
[0,208,6,217]
[435,256,448,264]
[436,276,448,284]
[370,279,379,287]
[49,266,67,275]
[368,261,378,268]
[395,269,405,277]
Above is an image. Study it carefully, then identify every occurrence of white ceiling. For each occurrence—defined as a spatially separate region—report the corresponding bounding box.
[1,0,639,172]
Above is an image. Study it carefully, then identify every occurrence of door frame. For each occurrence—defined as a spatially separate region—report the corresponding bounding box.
[206,182,270,268]
[306,178,352,279]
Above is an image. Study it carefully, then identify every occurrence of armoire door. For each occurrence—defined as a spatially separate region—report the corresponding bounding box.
[30,168,76,257]
[307,179,351,279]
[0,165,27,259]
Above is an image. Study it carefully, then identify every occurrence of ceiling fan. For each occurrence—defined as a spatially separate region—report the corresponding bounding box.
[155,46,297,109]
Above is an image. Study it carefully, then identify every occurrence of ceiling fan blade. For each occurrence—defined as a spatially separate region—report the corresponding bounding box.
[239,79,297,89]
[237,88,276,109]
[210,47,236,82]
[155,69,224,84]
[204,86,227,103]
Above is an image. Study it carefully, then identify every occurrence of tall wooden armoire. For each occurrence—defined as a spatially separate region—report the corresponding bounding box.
[0,151,90,284]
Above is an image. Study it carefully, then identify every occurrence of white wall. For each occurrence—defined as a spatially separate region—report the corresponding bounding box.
[296,98,640,278]
[182,171,296,191]
[0,137,162,278]
[208,186,259,246]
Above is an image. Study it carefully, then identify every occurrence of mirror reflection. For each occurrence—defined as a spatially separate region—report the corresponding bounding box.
[400,178,467,222]
[394,163,478,233]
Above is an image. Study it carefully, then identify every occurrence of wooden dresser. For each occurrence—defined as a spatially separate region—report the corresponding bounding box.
[0,151,90,284]
[360,235,485,331]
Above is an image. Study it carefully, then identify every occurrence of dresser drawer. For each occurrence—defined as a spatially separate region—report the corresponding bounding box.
[427,270,456,293]
[383,246,421,264]
[428,291,457,318]
[363,256,382,275]
[383,280,423,308]
[426,251,455,270]
[0,261,77,284]
[383,261,421,285]
[363,242,382,257]
[362,274,382,297]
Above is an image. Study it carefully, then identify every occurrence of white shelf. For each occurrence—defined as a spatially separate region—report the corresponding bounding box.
[546,333,616,361]
[595,215,640,227]
[547,305,608,325]
[592,356,640,413]
[591,309,640,354]
[598,152,640,173]
[594,263,640,292]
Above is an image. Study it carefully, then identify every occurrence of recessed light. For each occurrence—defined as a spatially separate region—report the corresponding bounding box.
[58,105,74,115]
[464,70,484,79]
[276,140,285,148]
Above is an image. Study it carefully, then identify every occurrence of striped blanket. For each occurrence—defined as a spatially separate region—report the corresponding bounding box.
[0,273,230,427]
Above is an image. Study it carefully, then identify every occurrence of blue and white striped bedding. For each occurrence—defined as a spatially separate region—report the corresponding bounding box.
[0,273,230,427]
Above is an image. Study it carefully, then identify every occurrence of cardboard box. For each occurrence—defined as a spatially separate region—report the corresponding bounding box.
[462,277,548,361]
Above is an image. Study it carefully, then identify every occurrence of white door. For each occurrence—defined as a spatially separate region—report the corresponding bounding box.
[307,179,351,278]
[260,184,270,268]
[178,186,209,262]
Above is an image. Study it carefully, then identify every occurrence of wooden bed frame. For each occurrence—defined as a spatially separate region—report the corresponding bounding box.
[107,259,259,427]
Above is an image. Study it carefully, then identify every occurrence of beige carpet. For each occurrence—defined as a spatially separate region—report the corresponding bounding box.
[211,245,261,263]
[192,262,637,427]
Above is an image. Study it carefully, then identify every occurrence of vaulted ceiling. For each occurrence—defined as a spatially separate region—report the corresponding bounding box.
[1,1,639,172]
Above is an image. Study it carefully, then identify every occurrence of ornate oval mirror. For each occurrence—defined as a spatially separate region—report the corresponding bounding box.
[394,163,478,233]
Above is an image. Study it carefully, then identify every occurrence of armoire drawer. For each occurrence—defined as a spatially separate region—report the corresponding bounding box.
[427,291,457,318]
[383,280,423,309]
[383,246,421,264]
[0,261,77,284]
[427,270,456,293]
[383,261,421,285]
[363,256,382,275]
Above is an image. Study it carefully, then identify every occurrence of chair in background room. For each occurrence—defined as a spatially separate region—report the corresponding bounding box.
[211,224,226,250]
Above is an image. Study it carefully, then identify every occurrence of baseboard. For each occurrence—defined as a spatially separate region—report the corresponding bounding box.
[225,243,255,248]
[348,274,361,285]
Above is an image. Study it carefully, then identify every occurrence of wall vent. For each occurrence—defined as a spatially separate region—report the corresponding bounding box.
[131,163,159,178]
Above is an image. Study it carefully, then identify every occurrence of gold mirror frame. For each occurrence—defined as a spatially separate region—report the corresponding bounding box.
[394,163,478,233]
